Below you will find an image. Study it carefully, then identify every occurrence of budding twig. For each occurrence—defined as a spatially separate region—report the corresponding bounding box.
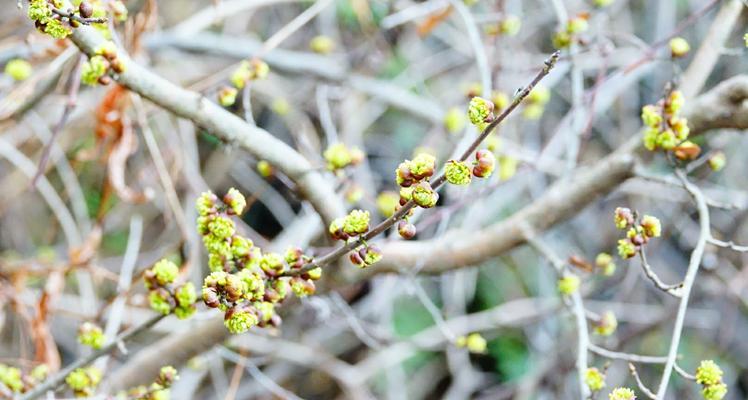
[50,7,108,25]
[19,314,165,400]
[282,50,560,277]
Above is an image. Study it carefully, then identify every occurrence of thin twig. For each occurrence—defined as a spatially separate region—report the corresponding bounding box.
[282,50,560,277]
[51,7,108,24]
[31,54,84,188]
[628,363,657,399]
[638,251,683,297]
[655,169,710,399]
[19,314,165,400]
[708,237,748,252]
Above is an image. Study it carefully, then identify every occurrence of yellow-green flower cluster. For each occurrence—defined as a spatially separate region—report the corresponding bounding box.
[78,321,105,349]
[4,59,32,81]
[310,35,335,54]
[0,364,23,393]
[669,37,690,58]
[323,143,364,172]
[608,387,636,400]
[595,252,616,276]
[558,274,580,296]
[81,55,108,86]
[696,360,727,400]
[218,86,238,107]
[585,367,606,392]
[197,189,319,333]
[349,244,383,268]
[120,365,178,400]
[395,153,438,210]
[376,191,399,218]
[467,96,494,130]
[552,14,589,49]
[27,0,72,39]
[455,333,487,353]
[641,90,690,152]
[614,207,661,259]
[230,59,269,89]
[444,160,472,185]
[444,107,466,134]
[593,311,617,336]
[329,209,370,241]
[708,152,726,172]
[66,366,102,397]
[143,259,197,319]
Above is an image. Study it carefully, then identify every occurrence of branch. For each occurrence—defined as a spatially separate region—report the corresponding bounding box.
[638,251,683,297]
[50,7,108,24]
[280,51,560,277]
[68,26,345,225]
[19,314,165,400]
[654,170,711,399]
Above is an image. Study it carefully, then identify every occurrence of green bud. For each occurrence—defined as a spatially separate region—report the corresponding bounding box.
[557,274,580,295]
[175,282,197,308]
[585,367,606,392]
[641,105,662,128]
[444,107,466,134]
[412,182,438,208]
[218,86,238,107]
[640,215,661,238]
[78,322,105,349]
[0,364,23,392]
[444,160,472,185]
[617,239,637,259]
[467,96,494,127]
[196,192,218,216]
[257,160,274,177]
[343,209,370,236]
[149,289,174,315]
[593,311,617,336]
[151,259,179,286]
[224,306,259,334]
[608,388,636,400]
[708,152,726,172]
[669,37,690,58]
[81,55,108,86]
[157,366,179,387]
[702,383,727,400]
[223,187,246,215]
[4,59,32,81]
[309,35,335,54]
[695,360,723,386]
[376,191,399,218]
[324,143,353,170]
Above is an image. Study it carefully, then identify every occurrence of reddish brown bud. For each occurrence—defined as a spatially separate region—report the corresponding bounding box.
[398,220,416,239]
[79,2,94,18]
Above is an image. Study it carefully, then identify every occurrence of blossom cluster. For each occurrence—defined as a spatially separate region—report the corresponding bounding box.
[613,207,661,259]
[118,365,179,400]
[144,259,197,320]
[0,363,49,394]
[695,360,728,400]
[218,58,270,106]
[641,90,694,156]
[198,189,320,333]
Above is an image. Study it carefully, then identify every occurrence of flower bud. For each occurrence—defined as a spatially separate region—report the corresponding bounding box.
[613,207,634,230]
[79,2,94,18]
[157,366,179,387]
[593,311,617,336]
[218,86,238,107]
[455,333,487,353]
[444,107,466,134]
[412,182,438,208]
[445,160,472,185]
[149,288,175,315]
[343,209,370,236]
[4,59,32,81]
[223,187,247,215]
[376,191,399,218]
[309,35,334,54]
[708,152,726,172]
[584,367,605,392]
[669,37,690,58]
[557,274,580,296]
[609,388,636,400]
[467,96,494,128]
[665,90,685,115]
[290,277,316,297]
[641,104,662,128]
[673,141,700,161]
[202,286,221,308]
[617,238,637,259]
[702,383,728,400]
[398,220,416,239]
[324,143,353,171]
[409,153,436,180]
[224,305,259,334]
[695,360,723,386]
[196,191,219,216]
[78,322,105,350]
[595,252,616,276]
[640,215,662,238]
[349,250,365,267]
[499,15,521,36]
[259,253,285,277]
[473,149,496,178]
[151,259,179,286]
[257,160,274,177]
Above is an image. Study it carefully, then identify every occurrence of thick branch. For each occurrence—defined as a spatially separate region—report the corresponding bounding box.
[68,26,345,225]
